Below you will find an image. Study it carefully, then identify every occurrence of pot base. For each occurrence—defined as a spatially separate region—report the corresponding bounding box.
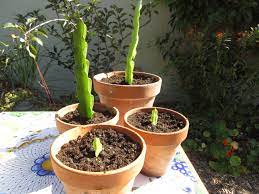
[63,179,135,194]
[141,145,177,177]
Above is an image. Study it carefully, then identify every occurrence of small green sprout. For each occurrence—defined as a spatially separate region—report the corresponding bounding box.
[150,108,158,126]
[92,137,103,157]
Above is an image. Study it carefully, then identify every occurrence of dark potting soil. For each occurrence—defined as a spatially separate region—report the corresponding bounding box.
[59,109,114,125]
[56,128,141,172]
[128,112,185,133]
[101,73,158,85]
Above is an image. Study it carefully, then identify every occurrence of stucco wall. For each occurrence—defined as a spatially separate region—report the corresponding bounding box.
[0,0,183,103]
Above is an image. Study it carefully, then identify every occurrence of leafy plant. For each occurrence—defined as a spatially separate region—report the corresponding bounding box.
[5,48,36,89]
[246,139,259,171]
[0,88,32,111]
[165,0,258,32]
[1,10,56,104]
[125,0,142,85]
[45,0,156,76]
[0,42,9,86]
[159,0,259,175]
[92,137,103,157]
[150,108,158,126]
[73,18,94,119]
[1,10,47,89]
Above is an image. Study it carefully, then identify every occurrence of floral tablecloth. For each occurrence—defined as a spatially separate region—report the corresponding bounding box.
[0,112,208,194]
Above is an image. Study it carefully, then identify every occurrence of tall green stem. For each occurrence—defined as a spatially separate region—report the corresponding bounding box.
[73,18,94,119]
[125,0,142,85]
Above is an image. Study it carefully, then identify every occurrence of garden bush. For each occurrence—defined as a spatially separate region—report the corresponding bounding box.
[159,0,259,175]
[44,0,156,75]
[0,0,157,106]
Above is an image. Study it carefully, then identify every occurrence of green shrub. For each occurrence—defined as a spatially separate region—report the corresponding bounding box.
[0,89,32,111]
[159,0,259,175]
[45,0,156,75]
[1,10,47,89]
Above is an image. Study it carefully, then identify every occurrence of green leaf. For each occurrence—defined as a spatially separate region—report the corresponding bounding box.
[35,29,48,38]
[249,139,257,148]
[150,108,158,125]
[92,137,103,157]
[0,41,9,47]
[32,37,43,46]
[11,34,19,39]
[229,129,239,137]
[213,120,226,130]
[3,22,16,29]
[229,156,241,167]
[26,17,37,25]
[203,130,211,137]
[209,160,228,173]
[209,161,219,171]
[201,143,206,148]
[230,167,240,176]
[255,124,259,129]
[182,139,198,151]
[213,120,228,138]
[209,143,225,159]
[26,45,37,60]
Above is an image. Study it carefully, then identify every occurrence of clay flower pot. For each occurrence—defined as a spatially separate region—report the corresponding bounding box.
[50,124,146,194]
[124,107,189,177]
[55,103,119,133]
[93,71,162,124]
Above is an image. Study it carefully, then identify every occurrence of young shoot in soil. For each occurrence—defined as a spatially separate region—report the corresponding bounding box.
[92,137,103,157]
[150,108,158,126]
[73,18,94,119]
[125,0,142,85]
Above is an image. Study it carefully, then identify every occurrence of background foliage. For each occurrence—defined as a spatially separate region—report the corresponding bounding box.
[159,0,259,175]
[45,0,156,76]
[0,0,157,108]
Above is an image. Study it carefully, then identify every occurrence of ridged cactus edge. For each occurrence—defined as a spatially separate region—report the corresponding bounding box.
[73,18,94,119]
[125,0,142,85]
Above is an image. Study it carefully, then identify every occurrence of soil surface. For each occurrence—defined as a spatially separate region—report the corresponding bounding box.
[57,128,141,172]
[59,109,114,125]
[101,73,158,85]
[187,152,259,194]
[128,111,185,133]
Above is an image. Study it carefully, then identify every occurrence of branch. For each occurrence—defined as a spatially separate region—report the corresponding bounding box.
[24,18,75,39]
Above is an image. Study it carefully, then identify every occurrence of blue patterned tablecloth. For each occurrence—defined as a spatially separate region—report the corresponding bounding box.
[0,112,208,194]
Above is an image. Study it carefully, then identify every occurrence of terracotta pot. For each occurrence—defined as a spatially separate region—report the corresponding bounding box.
[93,71,162,125]
[55,103,119,133]
[50,124,146,194]
[124,107,189,177]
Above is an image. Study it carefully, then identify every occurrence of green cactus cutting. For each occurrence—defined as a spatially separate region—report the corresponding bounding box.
[73,18,94,119]
[125,0,142,85]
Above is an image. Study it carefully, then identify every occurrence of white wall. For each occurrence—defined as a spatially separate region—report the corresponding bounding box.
[0,0,182,103]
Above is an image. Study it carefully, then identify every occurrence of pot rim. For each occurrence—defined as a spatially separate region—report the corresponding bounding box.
[124,107,189,136]
[51,124,146,176]
[93,71,162,87]
[55,103,119,128]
